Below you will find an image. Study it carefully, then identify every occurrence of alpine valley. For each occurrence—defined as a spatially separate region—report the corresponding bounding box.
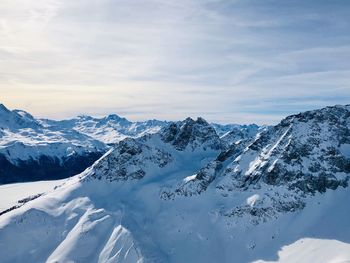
[1,104,350,263]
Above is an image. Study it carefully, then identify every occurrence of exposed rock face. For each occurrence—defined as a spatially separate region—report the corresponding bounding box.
[163,140,249,199]
[160,105,350,221]
[219,124,266,146]
[161,117,223,151]
[91,138,173,182]
[221,105,350,193]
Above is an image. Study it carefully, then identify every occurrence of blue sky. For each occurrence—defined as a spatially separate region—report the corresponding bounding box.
[1,0,349,124]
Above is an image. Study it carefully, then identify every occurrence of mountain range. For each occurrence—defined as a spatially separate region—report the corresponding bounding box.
[0,104,259,184]
[0,104,350,262]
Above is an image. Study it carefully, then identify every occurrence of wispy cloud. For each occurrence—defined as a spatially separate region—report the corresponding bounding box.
[1,0,349,124]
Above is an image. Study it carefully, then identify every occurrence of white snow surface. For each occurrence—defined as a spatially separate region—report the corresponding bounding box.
[254,238,350,263]
[340,144,350,158]
[247,194,260,207]
[0,165,350,263]
[0,179,66,211]
[183,174,197,183]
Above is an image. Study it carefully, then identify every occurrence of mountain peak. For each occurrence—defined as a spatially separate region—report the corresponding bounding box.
[161,117,223,151]
[77,115,94,120]
[0,104,41,130]
[219,104,350,194]
[278,104,350,128]
[104,114,129,122]
[0,103,10,114]
[12,110,35,121]
[196,117,209,125]
[181,116,209,126]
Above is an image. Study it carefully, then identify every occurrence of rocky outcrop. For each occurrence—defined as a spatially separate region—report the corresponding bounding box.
[161,117,223,151]
[90,138,173,182]
[215,105,350,194]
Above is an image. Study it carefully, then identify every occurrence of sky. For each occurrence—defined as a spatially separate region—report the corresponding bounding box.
[1,0,350,124]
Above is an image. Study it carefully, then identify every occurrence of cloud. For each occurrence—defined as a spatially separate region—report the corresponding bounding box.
[0,0,349,124]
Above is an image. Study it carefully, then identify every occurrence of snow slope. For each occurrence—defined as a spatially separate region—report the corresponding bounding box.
[0,179,66,211]
[0,170,350,262]
[0,105,350,262]
[0,159,349,262]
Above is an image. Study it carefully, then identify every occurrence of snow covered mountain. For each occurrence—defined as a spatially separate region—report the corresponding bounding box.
[0,104,350,263]
[89,117,224,182]
[0,104,258,184]
[0,104,107,184]
[0,104,168,184]
[218,124,267,146]
[42,115,168,145]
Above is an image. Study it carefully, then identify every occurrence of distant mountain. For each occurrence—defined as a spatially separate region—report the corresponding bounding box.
[0,104,171,184]
[0,104,40,130]
[0,104,256,184]
[0,104,107,184]
[41,114,168,144]
[0,104,349,263]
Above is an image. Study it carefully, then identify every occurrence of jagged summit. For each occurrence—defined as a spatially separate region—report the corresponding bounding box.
[76,114,95,120]
[220,123,264,146]
[103,114,130,123]
[278,104,350,126]
[160,116,223,151]
[208,104,350,194]
[0,103,10,113]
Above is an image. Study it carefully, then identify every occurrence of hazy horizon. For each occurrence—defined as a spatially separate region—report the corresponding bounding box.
[2,102,350,126]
